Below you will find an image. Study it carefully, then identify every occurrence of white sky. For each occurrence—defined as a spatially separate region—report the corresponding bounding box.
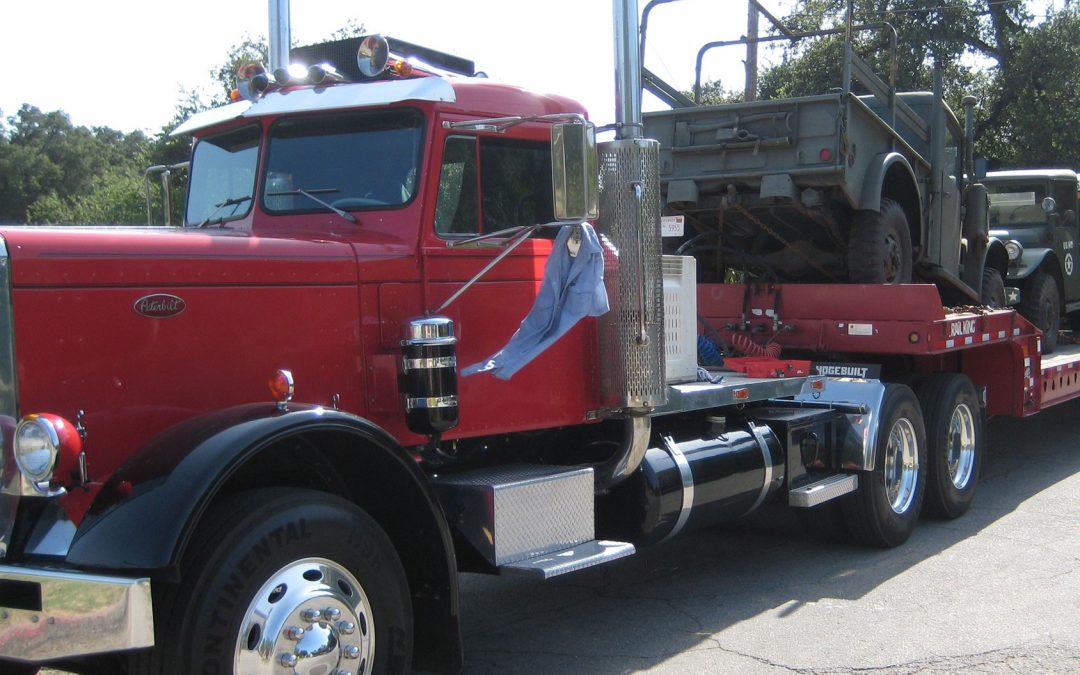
[0,0,790,134]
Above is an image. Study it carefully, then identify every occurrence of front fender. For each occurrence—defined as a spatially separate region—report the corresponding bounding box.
[1010,247,1055,283]
[67,403,445,570]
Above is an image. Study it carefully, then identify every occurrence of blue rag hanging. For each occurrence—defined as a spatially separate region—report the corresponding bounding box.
[462,223,609,380]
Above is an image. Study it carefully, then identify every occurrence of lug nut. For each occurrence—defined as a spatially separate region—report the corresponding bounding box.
[323,607,341,621]
[300,608,321,622]
[343,645,361,659]
[279,653,298,667]
[284,625,305,641]
[338,620,356,635]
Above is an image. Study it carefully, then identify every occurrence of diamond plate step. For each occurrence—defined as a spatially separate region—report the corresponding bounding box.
[789,473,859,508]
[500,540,636,579]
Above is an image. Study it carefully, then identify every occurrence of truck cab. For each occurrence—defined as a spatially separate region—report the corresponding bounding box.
[985,169,1080,352]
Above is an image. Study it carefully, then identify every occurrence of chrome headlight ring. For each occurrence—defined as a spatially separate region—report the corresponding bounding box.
[14,415,60,486]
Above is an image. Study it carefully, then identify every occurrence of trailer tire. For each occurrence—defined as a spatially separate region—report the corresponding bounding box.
[847,200,913,284]
[917,374,982,520]
[842,383,926,547]
[1020,271,1060,353]
[152,488,412,675]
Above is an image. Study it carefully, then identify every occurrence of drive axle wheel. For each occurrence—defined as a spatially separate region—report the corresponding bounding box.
[154,488,412,675]
[918,374,982,519]
[843,383,926,547]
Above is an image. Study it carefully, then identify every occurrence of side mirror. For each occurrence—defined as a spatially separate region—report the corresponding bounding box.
[551,122,599,221]
[973,157,988,180]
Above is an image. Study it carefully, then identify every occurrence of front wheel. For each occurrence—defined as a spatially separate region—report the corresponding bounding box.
[917,374,982,520]
[153,489,412,675]
[843,383,927,547]
[1020,271,1060,353]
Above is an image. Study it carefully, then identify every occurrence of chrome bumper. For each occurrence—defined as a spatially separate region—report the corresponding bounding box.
[0,565,153,663]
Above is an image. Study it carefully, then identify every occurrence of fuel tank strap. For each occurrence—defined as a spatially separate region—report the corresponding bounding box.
[661,435,694,541]
[745,424,777,515]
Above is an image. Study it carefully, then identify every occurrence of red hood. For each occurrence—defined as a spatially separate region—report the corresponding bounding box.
[0,226,358,287]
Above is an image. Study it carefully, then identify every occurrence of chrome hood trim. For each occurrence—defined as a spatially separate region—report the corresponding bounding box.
[0,234,18,559]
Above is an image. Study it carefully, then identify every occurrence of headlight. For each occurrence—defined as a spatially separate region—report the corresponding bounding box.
[15,415,60,483]
[1005,240,1024,261]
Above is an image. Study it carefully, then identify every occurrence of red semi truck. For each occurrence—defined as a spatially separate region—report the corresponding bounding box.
[0,2,1077,674]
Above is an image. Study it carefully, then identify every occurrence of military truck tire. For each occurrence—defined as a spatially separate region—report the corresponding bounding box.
[980,267,1007,308]
[842,383,926,547]
[1020,271,1060,353]
[152,488,412,675]
[917,374,982,520]
[847,200,913,284]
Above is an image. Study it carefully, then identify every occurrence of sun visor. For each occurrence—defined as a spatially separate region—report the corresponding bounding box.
[170,78,456,136]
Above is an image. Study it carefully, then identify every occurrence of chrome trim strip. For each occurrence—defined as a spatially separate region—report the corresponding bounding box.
[661,435,694,541]
[403,356,457,370]
[405,396,458,411]
[746,424,775,515]
[0,234,17,558]
[0,565,154,662]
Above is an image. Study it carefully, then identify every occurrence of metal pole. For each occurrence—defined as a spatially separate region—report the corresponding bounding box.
[745,0,759,101]
[613,0,643,139]
[269,0,291,73]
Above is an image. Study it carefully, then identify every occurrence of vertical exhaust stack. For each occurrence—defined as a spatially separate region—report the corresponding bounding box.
[269,0,291,74]
[596,0,666,414]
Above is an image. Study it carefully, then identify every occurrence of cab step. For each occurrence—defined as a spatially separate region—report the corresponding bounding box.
[500,540,636,579]
[788,473,859,508]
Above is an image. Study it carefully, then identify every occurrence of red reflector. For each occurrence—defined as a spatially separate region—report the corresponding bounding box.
[819,148,833,162]
[733,388,750,400]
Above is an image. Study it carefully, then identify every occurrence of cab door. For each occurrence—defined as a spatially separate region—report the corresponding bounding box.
[1051,177,1080,302]
[418,121,601,439]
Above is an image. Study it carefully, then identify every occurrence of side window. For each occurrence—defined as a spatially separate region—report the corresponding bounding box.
[480,138,554,232]
[434,136,479,234]
[434,135,554,236]
[945,127,961,187]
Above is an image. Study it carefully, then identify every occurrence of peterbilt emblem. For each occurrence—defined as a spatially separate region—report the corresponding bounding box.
[134,293,186,318]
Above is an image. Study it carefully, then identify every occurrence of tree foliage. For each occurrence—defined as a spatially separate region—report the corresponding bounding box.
[753,1,1077,168]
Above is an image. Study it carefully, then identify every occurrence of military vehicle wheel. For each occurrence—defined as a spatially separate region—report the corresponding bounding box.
[980,267,1007,308]
[842,383,926,547]
[1020,271,1060,353]
[152,489,412,675]
[847,200,913,284]
[917,374,982,520]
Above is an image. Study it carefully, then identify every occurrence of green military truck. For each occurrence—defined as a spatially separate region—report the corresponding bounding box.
[639,19,1007,306]
[985,169,1080,352]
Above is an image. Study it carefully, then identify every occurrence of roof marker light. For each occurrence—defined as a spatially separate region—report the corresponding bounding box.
[270,369,295,412]
[236,63,270,101]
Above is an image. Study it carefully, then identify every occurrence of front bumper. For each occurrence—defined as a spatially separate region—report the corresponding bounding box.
[0,565,153,663]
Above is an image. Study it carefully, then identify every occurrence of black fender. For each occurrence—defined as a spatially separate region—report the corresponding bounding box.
[68,402,463,673]
[1011,247,1056,283]
[984,237,1010,279]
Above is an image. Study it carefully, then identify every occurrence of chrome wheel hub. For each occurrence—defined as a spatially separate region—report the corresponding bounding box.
[235,557,374,675]
[884,417,919,514]
[946,403,976,490]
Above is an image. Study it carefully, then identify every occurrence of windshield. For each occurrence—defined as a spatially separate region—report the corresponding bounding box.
[185,124,260,226]
[987,182,1048,227]
[262,109,424,215]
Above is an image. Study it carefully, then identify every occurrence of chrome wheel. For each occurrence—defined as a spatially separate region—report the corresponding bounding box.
[946,403,977,490]
[884,417,920,514]
[235,557,374,675]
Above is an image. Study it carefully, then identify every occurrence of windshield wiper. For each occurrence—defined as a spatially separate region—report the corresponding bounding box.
[266,187,357,224]
[195,195,251,228]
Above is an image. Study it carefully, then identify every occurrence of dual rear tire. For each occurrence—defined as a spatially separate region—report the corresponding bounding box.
[802,375,983,547]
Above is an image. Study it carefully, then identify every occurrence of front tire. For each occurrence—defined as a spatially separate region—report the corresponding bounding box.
[154,489,412,675]
[1020,270,1060,353]
[980,267,1007,308]
[843,384,927,547]
[917,374,982,520]
[847,200,913,284]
